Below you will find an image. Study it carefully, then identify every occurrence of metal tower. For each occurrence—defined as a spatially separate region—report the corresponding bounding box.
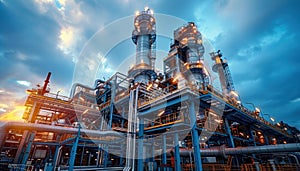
[211,50,235,94]
[164,22,209,90]
[128,7,156,84]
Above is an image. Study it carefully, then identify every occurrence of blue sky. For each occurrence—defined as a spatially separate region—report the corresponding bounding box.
[0,0,300,128]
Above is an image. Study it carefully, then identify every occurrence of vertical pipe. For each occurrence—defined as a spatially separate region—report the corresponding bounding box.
[121,106,125,128]
[162,134,167,170]
[120,144,124,166]
[68,125,80,171]
[120,106,125,166]
[174,133,181,171]
[80,145,85,166]
[109,76,116,128]
[97,145,101,167]
[137,117,144,171]
[88,152,91,166]
[190,101,203,171]
[151,140,155,162]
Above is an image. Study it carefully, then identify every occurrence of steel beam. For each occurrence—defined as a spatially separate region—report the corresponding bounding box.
[224,118,235,148]
[68,126,80,171]
[20,131,35,170]
[190,101,202,171]
[174,133,181,171]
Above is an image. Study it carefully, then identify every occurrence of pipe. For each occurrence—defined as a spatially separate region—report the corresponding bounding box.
[69,83,96,99]
[0,121,124,138]
[178,143,300,157]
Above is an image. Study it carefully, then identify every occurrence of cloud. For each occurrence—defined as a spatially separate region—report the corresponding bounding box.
[16,80,31,87]
[58,26,78,55]
[291,98,300,103]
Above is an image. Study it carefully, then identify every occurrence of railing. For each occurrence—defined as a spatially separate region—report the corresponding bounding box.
[241,163,300,171]
[144,112,184,130]
[8,164,34,171]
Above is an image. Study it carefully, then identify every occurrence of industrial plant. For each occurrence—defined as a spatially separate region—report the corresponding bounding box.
[1,7,300,171]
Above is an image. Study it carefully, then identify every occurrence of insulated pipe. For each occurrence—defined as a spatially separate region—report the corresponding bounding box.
[178,143,300,157]
[0,121,124,139]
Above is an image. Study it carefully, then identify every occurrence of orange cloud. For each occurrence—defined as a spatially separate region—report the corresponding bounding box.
[0,106,26,121]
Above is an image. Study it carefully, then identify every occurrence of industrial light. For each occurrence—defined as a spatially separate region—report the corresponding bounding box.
[230,91,239,97]
[255,107,261,113]
[146,83,153,90]
[83,109,89,115]
[158,110,164,116]
[270,117,275,122]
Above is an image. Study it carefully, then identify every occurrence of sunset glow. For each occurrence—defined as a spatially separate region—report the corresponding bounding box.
[0,106,26,121]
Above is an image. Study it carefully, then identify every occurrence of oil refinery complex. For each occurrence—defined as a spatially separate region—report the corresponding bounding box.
[1,8,300,171]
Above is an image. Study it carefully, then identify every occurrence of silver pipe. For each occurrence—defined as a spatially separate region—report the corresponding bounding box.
[0,121,124,138]
[178,143,300,156]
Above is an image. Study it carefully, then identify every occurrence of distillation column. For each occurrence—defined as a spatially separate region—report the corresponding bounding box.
[210,50,235,95]
[166,22,208,89]
[128,7,156,84]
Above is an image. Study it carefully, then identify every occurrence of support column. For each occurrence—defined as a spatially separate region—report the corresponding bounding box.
[97,144,101,167]
[190,101,202,171]
[162,134,167,170]
[174,133,181,171]
[53,135,62,169]
[14,130,29,163]
[137,117,144,171]
[109,77,117,128]
[249,129,256,146]
[264,135,269,145]
[21,131,36,170]
[80,145,85,166]
[249,129,257,163]
[224,118,235,148]
[224,118,239,168]
[103,146,108,167]
[68,125,80,171]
